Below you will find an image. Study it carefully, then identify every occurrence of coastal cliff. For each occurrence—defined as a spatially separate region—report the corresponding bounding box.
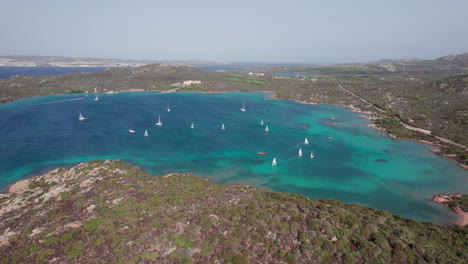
[0,160,466,263]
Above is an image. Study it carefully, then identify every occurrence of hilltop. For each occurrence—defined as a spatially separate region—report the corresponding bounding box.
[0,160,466,263]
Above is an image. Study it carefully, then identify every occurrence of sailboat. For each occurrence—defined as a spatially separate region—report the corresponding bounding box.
[240,102,246,112]
[190,122,194,129]
[155,115,163,126]
[129,129,135,133]
[167,104,171,112]
[78,111,86,121]
[94,94,99,101]
[221,123,225,130]
[144,130,148,137]
[304,138,309,144]
[272,158,277,166]
[260,120,264,125]
[298,148,303,157]
[310,151,314,158]
[265,126,269,132]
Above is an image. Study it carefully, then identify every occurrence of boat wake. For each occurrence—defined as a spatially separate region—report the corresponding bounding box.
[9,97,85,108]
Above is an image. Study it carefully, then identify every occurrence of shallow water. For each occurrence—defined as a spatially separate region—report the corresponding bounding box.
[0,92,466,224]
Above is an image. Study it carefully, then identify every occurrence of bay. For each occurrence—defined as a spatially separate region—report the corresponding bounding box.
[0,91,466,225]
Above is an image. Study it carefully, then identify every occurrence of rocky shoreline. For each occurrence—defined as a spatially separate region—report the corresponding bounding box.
[1,160,466,263]
[432,194,468,227]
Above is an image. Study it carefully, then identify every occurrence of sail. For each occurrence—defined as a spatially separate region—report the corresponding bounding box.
[190,122,194,129]
[265,126,269,132]
[144,130,148,137]
[240,102,246,112]
[156,115,162,126]
[298,149,303,157]
[272,158,277,166]
[221,124,225,130]
[167,104,171,112]
[78,112,85,121]
[310,151,314,158]
[94,95,99,101]
[304,138,309,144]
[260,120,264,125]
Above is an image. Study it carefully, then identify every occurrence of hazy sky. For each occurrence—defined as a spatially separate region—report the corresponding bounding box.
[1,0,467,63]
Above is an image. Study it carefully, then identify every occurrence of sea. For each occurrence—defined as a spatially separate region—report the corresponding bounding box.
[0,67,467,225]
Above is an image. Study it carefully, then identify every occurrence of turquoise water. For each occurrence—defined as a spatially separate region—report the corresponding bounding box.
[0,92,466,224]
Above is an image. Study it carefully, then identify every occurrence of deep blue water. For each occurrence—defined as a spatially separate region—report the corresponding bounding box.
[0,92,466,225]
[0,66,106,79]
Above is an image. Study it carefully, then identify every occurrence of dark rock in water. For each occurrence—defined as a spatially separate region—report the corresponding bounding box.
[323,122,337,126]
[294,123,310,129]
[375,159,387,162]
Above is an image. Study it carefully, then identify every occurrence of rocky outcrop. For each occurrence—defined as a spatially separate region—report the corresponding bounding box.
[432,194,468,227]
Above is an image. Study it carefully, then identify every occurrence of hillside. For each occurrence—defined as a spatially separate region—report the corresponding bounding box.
[280,52,468,79]
[0,160,466,263]
[342,74,468,145]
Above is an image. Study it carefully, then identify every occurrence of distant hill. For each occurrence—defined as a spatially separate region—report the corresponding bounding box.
[0,55,219,68]
[1,160,466,263]
[287,52,468,79]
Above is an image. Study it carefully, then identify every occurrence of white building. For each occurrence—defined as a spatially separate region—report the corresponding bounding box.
[182,80,202,86]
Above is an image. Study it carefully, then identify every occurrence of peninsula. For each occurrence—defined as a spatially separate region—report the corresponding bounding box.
[1,160,466,263]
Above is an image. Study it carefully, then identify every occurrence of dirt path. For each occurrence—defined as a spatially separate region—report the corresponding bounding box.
[338,85,385,113]
[161,87,180,94]
[338,85,468,151]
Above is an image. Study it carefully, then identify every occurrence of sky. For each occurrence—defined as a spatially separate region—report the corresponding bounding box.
[1,0,468,63]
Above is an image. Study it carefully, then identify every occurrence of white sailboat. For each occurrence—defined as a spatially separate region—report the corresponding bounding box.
[155,115,163,126]
[272,158,277,166]
[167,104,171,112]
[78,111,86,121]
[304,138,309,144]
[310,151,314,158]
[265,126,269,132]
[298,148,303,157]
[260,120,264,125]
[190,122,194,129]
[240,102,246,112]
[144,129,148,137]
[221,123,225,130]
[129,129,135,133]
[94,95,99,101]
